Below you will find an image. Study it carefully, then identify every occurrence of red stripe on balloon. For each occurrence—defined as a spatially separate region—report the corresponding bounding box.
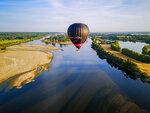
[74,43,83,47]
[71,39,78,41]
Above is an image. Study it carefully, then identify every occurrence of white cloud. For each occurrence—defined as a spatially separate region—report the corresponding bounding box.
[35,0,64,7]
[0,0,150,32]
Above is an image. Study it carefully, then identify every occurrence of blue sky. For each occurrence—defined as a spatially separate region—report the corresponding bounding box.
[0,0,150,32]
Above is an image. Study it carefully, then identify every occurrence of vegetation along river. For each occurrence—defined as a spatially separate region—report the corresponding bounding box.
[0,38,150,113]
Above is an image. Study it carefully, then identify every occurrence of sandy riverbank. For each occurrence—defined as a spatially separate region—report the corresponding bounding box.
[101,44,150,76]
[0,43,58,86]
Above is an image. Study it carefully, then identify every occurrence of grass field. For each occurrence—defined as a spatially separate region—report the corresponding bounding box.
[0,40,21,44]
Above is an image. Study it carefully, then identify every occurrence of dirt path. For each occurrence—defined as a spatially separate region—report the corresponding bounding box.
[101,44,150,76]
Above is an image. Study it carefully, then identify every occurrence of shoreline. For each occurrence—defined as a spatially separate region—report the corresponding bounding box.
[0,43,58,86]
[0,63,50,87]
[6,63,51,89]
[100,44,150,76]
[92,41,150,83]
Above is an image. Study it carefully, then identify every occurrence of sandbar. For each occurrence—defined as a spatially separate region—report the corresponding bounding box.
[0,43,58,85]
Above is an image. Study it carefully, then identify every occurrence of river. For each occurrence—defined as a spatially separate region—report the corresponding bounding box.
[103,39,148,53]
[119,41,148,53]
[0,38,150,113]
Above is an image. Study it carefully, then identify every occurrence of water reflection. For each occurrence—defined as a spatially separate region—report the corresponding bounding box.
[0,69,148,113]
[42,41,71,48]
[59,44,69,48]
[0,64,51,91]
[93,47,150,83]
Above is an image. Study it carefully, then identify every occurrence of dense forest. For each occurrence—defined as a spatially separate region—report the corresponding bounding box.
[0,32,51,50]
[90,32,150,43]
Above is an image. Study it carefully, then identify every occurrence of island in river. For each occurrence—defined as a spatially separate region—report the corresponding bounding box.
[101,44,150,76]
[42,35,73,45]
[43,39,73,45]
[0,43,58,88]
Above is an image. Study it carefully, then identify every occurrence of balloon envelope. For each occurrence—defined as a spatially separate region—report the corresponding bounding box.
[67,23,89,49]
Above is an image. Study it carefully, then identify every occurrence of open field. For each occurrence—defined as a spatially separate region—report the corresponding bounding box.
[101,44,150,76]
[0,40,21,45]
[0,43,58,85]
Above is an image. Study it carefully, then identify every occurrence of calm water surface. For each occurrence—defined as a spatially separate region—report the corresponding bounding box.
[0,38,150,113]
[119,41,148,53]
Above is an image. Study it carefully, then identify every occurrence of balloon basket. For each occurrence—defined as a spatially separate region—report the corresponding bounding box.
[76,49,80,52]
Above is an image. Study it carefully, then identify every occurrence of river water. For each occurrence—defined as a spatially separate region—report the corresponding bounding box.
[119,41,148,53]
[0,38,150,113]
[103,39,148,53]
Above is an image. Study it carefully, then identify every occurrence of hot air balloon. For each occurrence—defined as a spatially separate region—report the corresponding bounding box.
[67,23,89,52]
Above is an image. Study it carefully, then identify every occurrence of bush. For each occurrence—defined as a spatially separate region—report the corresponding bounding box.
[142,45,150,55]
[111,40,122,52]
[1,46,6,50]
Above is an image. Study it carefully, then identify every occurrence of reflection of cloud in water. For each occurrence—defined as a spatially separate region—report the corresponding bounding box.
[52,54,64,67]
[1,69,147,113]
[60,60,102,65]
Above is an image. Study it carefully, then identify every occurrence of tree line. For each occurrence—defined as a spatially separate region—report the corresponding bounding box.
[0,32,51,50]
[0,32,51,41]
[122,48,150,63]
[42,35,70,43]
[90,32,150,44]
